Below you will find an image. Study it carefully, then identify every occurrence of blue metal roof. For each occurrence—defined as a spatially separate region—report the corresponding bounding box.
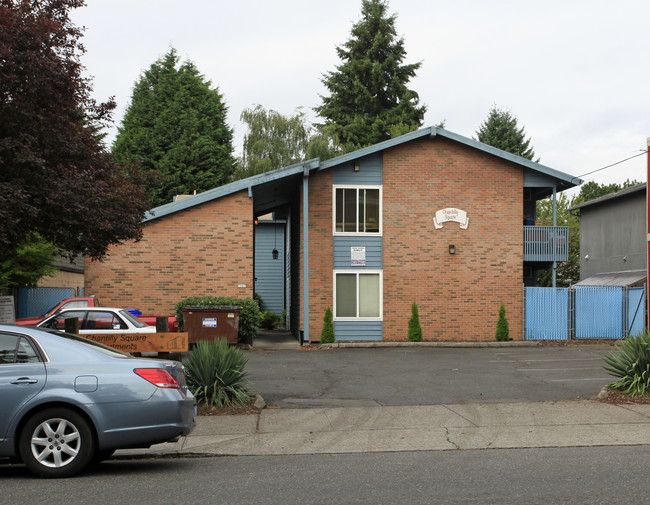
[143,126,582,223]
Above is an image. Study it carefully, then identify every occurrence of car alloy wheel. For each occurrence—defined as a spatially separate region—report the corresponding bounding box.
[19,407,95,478]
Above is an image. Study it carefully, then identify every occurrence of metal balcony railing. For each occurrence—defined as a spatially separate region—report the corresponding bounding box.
[524,226,569,262]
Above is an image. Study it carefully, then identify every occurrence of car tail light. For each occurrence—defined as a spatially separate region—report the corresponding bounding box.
[134,368,180,389]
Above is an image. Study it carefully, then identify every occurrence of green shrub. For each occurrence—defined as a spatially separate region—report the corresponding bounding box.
[185,338,253,407]
[604,330,650,396]
[320,307,335,343]
[408,301,423,342]
[175,296,261,344]
[495,304,510,341]
[260,310,282,330]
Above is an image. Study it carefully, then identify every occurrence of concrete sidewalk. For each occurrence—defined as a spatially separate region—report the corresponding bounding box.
[116,400,650,458]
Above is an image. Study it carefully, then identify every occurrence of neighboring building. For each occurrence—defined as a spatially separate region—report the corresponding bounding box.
[569,183,647,286]
[85,127,580,342]
[36,256,85,291]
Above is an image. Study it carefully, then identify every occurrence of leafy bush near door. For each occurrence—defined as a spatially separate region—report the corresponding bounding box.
[260,310,284,330]
[185,338,253,407]
[175,296,261,344]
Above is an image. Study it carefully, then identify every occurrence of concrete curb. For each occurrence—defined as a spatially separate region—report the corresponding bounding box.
[115,400,650,459]
[320,341,543,348]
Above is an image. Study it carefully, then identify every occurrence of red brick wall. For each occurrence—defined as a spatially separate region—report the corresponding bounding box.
[382,137,523,341]
[301,169,334,342]
[85,191,254,315]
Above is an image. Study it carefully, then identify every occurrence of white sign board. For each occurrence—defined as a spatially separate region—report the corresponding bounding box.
[202,317,218,328]
[433,208,469,229]
[0,296,15,324]
[351,246,366,267]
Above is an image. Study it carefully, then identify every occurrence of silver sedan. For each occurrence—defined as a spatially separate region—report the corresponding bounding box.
[0,325,196,478]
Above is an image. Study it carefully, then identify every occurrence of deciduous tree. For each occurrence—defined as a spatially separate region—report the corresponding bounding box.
[113,49,235,207]
[234,105,340,180]
[315,0,426,150]
[0,0,151,274]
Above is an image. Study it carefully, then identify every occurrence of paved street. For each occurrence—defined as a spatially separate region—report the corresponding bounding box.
[244,344,615,408]
[4,446,650,505]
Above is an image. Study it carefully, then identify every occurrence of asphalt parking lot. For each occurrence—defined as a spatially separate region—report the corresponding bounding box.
[244,344,615,408]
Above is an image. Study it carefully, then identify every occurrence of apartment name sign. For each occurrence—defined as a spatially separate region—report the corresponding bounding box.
[433,208,469,230]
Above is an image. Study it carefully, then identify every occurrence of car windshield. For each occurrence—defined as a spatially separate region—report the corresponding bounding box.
[42,329,131,358]
[119,310,150,328]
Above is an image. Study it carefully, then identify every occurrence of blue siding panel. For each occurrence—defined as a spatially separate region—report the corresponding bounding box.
[333,321,383,341]
[333,236,383,269]
[333,153,382,185]
[254,223,285,314]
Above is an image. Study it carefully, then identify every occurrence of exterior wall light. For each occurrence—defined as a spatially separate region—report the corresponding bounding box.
[449,244,456,255]
[353,162,360,172]
[272,248,279,260]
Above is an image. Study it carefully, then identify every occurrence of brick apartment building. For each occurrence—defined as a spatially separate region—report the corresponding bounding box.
[85,127,580,343]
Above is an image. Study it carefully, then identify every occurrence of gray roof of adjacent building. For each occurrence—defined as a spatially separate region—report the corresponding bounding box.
[574,270,647,287]
[568,183,646,212]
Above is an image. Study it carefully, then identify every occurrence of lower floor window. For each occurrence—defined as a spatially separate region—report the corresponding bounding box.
[334,271,382,319]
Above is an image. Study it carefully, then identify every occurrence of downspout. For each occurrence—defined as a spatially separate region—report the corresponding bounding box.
[302,164,310,344]
[552,185,557,288]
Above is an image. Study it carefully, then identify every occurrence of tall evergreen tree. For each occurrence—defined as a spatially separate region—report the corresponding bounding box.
[476,106,538,161]
[113,49,235,207]
[315,0,426,150]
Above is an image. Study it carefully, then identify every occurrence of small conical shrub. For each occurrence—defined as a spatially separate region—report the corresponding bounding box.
[320,307,335,343]
[495,303,510,341]
[408,302,423,342]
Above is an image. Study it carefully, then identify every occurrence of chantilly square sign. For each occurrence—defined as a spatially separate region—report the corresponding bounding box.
[433,208,469,229]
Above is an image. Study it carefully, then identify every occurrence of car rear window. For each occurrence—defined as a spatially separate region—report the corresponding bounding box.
[119,310,150,328]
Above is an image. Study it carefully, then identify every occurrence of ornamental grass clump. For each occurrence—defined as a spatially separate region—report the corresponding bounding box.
[604,330,650,397]
[185,338,253,407]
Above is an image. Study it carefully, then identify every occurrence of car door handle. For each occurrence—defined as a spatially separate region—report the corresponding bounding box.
[11,377,38,385]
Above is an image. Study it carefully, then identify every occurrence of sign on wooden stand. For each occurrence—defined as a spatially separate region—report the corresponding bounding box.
[80,332,189,353]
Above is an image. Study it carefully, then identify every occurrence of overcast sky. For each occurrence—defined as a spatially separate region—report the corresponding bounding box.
[71,0,649,195]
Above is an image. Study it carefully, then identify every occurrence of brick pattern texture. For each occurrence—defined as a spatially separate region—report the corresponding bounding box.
[381,136,523,341]
[84,191,253,315]
[302,169,333,342]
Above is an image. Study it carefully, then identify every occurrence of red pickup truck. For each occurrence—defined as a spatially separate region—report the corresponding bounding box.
[15,296,178,331]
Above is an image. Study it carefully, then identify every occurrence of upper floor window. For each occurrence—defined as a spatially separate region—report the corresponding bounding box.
[334,186,382,235]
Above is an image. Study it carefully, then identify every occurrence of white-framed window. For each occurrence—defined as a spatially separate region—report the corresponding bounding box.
[333,270,383,320]
[333,185,382,235]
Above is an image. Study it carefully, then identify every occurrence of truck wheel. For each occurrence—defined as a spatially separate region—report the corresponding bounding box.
[19,407,95,478]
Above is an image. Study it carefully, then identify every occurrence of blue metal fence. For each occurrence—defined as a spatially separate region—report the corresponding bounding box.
[525,287,569,340]
[627,288,645,337]
[574,286,623,339]
[16,287,81,318]
[525,286,646,340]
